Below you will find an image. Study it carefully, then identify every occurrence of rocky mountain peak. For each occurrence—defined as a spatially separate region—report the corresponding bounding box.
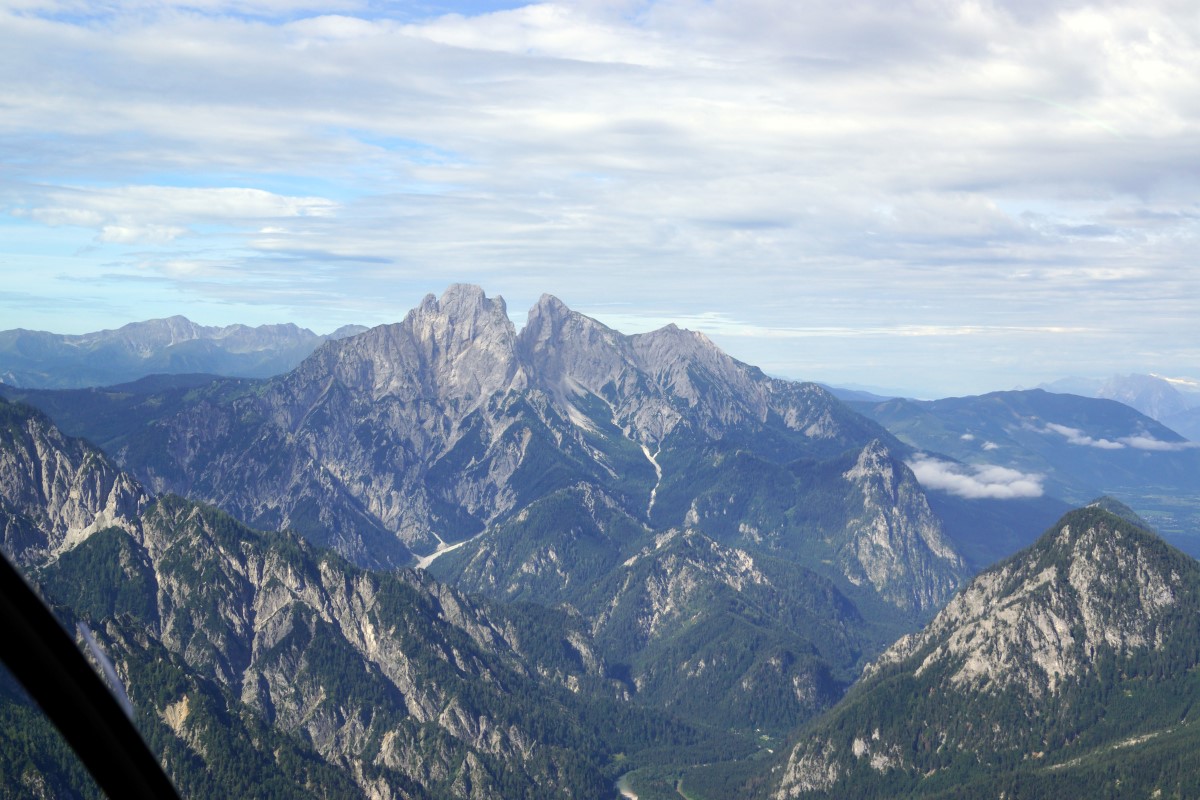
[518,293,631,397]
[406,283,525,402]
[109,315,205,354]
[775,506,1200,798]
[871,506,1193,693]
[521,293,604,344]
[527,292,571,320]
[631,322,723,367]
[408,283,514,349]
[628,323,768,429]
[843,439,893,480]
[0,397,148,565]
[1098,373,1192,421]
[838,440,966,614]
[313,284,525,405]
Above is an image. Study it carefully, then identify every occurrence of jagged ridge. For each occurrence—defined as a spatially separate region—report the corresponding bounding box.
[33,285,964,619]
[773,504,1200,798]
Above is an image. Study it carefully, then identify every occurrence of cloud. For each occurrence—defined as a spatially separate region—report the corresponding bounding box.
[1032,421,1199,452]
[0,1,1198,393]
[15,186,338,244]
[1119,435,1198,452]
[98,224,188,244]
[907,454,1044,500]
[1042,422,1125,450]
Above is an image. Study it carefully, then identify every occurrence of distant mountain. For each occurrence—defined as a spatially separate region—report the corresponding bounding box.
[1165,406,1200,443]
[847,389,1200,556]
[6,295,1200,799]
[821,385,902,404]
[1041,373,1200,439]
[0,317,366,388]
[770,503,1200,799]
[1096,373,1198,422]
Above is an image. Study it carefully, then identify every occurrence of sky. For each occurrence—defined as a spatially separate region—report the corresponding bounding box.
[1,0,1197,397]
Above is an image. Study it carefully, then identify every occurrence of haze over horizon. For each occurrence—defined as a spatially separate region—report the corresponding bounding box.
[2,0,1196,397]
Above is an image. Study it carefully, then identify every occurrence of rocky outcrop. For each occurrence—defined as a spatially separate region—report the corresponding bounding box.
[868,507,1181,693]
[0,400,623,799]
[39,494,619,799]
[0,397,147,563]
[774,505,1200,798]
[838,440,966,614]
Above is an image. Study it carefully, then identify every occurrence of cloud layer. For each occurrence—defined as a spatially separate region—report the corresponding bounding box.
[1036,422,1198,451]
[1,1,1198,394]
[907,455,1044,500]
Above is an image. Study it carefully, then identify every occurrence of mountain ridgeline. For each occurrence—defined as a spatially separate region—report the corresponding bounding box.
[0,316,366,389]
[771,502,1200,799]
[0,285,979,799]
[1,286,1199,799]
[4,285,969,619]
[0,397,697,799]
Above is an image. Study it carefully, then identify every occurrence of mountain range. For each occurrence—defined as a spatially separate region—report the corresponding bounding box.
[1,285,973,618]
[2,285,1199,799]
[0,317,366,389]
[0,396,687,798]
[1040,373,1200,442]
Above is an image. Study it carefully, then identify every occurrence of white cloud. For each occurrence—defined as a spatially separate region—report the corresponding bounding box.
[1042,422,1125,450]
[960,433,975,441]
[16,186,338,244]
[99,224,189,244]
[1119,434,1198,452]
[1032,421,1199,452]
[0,0,1197,393]
[907,454,1044,500]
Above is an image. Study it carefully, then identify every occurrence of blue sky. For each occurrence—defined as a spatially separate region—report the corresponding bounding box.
[1,0,1197,396]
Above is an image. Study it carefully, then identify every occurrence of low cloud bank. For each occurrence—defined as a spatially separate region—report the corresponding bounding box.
[907,455,1044,500]
[1037,422,1197,451]
[1120,435,1199,452]
[1043,422,1124,449]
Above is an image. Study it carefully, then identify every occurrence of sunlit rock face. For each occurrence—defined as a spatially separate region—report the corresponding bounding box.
[0,397,147,564]
[774,504,1200,799]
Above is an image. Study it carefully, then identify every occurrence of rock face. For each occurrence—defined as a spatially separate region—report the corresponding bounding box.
[773,504,1200,798]
[518,292,881,448]
[119,286,546,560]
[838,440,966,614]
[37,498,625,799]
[866,504,1181,696]
[0,397,147,564]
